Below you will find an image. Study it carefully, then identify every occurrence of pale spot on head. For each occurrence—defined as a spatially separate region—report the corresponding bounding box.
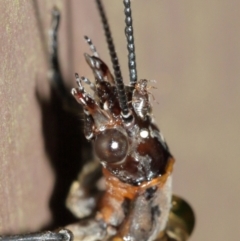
[140,129,149,138]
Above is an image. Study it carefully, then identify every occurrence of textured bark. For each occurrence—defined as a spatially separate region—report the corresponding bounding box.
[0,0,58,233]
[0,0,100,234]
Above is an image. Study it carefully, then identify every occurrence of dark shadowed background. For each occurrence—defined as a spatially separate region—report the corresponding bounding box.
[0,1,239,241]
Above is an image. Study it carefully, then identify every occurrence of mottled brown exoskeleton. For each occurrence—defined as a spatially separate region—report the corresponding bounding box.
[0,1,195,241]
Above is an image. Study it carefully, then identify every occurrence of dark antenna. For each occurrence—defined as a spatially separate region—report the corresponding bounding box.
[123,0,137,86]
[95,0,132,122]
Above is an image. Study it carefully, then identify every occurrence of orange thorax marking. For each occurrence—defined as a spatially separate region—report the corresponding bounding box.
[102,157,174,200]
[97,158,174,223]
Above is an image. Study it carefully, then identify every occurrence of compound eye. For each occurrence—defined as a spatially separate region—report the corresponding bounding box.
[94,129,129,163]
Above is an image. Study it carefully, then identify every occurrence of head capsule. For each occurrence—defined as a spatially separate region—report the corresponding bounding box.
[72,57,171,185]
[71,1,172,185]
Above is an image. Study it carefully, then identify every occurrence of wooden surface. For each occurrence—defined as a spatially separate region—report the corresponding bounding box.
[0,0,57,233]
[0,1,240,240]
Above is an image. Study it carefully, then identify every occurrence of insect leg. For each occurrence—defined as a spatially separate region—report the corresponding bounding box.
[66,160,103,219]
[0,229,72,241]
[49,7,80,113]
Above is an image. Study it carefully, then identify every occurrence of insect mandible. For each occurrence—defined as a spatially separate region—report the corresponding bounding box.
[1,1,195,241]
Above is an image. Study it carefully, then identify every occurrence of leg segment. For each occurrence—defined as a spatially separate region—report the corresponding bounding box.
[66,160,103,219]
[0,229,72,241]
[49,8,80,113]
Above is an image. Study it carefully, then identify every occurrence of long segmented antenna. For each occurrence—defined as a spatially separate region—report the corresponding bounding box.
[95,0,132,122]
[123,0,137,86]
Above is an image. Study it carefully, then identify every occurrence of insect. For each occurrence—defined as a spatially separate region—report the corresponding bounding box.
[1,0,195,241]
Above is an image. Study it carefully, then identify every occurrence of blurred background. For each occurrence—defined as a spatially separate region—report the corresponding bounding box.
[0,1,240,241]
